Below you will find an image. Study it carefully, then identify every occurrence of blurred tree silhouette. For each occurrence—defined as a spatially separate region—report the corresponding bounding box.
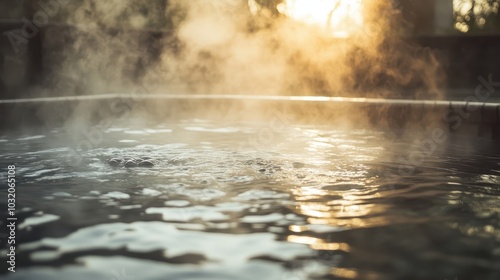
[454,0,500,33]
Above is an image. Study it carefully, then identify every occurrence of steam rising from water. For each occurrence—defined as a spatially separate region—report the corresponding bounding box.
[23,0,447,133]
[42,0,444,98]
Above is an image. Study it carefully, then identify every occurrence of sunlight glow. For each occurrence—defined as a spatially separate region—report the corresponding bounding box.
[277,0,364,37]
[287,235,351,251]
[453,0,500,32]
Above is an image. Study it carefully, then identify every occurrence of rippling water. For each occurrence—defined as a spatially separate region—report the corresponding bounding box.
[1,120,500,280]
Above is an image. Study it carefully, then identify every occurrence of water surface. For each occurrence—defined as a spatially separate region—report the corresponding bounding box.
[1,120,499,280]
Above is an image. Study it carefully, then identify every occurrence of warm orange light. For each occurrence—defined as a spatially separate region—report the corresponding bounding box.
[287,235,351,252]
[331,268,359,279]
[277,0,364,37]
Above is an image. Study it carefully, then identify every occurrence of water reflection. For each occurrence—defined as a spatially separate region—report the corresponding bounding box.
[282,126,500,279]
[1,121,500,279]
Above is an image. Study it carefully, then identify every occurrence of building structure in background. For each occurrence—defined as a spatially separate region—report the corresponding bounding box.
[398,0,454,35]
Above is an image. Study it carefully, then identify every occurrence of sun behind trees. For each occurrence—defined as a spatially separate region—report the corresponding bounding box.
[454,0,500,33]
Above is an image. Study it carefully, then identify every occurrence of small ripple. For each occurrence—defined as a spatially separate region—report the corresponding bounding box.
[18,213,60,230]
[241,213,285,223]
[101,192,130,200]
[25,168,61,178]
[185,126,240,133]
[19,222,312,264]
[17,135,46,141]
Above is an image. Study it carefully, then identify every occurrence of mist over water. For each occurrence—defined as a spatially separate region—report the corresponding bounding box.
[37,0,445,98]
[3,0,443,137]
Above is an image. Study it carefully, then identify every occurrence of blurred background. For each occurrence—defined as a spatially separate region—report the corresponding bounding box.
[0,0,499,100]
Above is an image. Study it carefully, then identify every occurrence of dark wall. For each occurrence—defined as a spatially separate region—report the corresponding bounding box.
[0,21,42,98]
[414,35,500,91]
[398,0,436,35]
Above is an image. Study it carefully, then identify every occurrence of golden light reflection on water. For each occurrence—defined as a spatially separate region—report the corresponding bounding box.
[287,128,392,229]
[287,235,351,252]
[290,186,391,227]
[287,184,385,278]
[282,128,397,278]
[331,267,359,279]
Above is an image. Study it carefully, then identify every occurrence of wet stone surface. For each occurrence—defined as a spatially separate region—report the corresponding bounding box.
[108,157,155,168]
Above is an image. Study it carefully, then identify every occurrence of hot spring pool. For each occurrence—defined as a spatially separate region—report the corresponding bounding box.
[1,119,500,280]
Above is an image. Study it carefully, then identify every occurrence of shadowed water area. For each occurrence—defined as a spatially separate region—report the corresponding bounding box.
[0,119,499,280]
